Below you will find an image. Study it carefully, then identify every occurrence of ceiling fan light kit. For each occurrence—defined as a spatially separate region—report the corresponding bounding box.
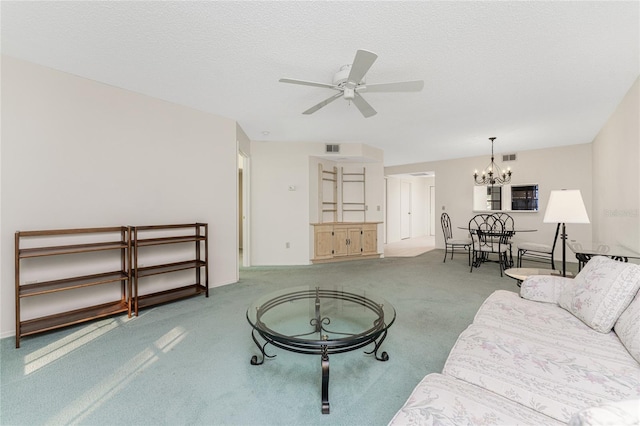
[333,64,359,87]
[280,49,424,118]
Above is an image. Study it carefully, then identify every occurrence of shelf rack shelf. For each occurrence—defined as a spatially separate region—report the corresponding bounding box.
[15,226,131,348]
[132,223,208,316]
[341,167,366,221]
[20,300,129,337]
[319,164,338,222]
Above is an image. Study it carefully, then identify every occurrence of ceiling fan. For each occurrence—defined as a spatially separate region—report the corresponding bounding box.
[279,49,424,118]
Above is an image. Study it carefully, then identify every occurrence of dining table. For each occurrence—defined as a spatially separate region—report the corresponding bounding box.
[458,227,537,234]
[459,226,537,268]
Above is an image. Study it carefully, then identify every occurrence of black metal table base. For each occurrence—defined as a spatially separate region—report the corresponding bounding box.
[575,252,629,271]
[249,327,390,414]
[248,287,392,414]
[321,346,329,414]
[471,251,513,271]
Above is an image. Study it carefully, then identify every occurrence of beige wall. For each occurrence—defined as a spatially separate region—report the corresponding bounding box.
[386,76,640,262]
[2,54,635,338]
[386,143,594,264]
[592,76,640,254]
[1,56,239,337]
[249,141,385,265]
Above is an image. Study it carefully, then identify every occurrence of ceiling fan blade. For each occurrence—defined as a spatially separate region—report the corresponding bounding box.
[359,80,424,93]
[347,50,378,86]
[279,78,337,90]
[352,93,377,118]
[302,92,343,115]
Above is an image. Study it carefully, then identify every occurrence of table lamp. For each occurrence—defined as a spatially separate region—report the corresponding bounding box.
[543,189,590,276]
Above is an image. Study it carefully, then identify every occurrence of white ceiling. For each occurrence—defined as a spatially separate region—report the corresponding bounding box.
[1,1,638,166]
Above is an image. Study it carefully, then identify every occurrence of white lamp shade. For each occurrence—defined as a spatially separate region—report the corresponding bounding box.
[543,189,590,224]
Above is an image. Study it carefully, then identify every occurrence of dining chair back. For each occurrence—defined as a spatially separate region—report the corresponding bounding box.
[491,212,514,232]
[469,214,510,276]
[491,212,515,266]
[441,213,472,264]
[517,223,561,269]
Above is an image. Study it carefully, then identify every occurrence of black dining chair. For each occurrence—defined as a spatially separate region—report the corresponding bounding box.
[517,223,560,269]
[469,214,510,276]
[441,213,472,264]
[491,212,515,267]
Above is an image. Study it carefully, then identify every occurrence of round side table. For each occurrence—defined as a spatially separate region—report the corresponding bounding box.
[504,267,574,287]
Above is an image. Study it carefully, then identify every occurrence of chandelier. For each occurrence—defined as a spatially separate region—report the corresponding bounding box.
[473,137,512,186]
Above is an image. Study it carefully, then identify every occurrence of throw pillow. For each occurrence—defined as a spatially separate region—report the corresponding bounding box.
[614,290,640,364]
[520,274,572,304]
[558,256,640,333]
[568,399,640,426]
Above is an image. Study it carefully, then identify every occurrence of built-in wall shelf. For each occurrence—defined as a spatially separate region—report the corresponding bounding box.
[341,167,366,222]
[319,164,339,222]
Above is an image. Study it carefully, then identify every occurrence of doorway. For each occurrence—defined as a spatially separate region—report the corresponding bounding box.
[238,152,250,269]
[383,172,435,246]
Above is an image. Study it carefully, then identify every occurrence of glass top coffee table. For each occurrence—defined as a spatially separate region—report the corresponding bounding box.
[246,285,396,414]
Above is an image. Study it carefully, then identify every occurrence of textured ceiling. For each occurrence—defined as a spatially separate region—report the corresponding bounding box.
[1,1,638,166]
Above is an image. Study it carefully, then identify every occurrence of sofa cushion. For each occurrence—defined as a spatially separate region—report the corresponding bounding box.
[474,291,630,361]
[615,290,640,364]
[388,373,564,426]
[443,291,640,423]
[558,256,640,333]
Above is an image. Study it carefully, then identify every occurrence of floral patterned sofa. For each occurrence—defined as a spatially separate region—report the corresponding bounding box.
[389,256,640,425]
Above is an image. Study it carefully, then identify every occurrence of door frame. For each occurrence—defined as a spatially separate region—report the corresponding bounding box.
[238,150,250,272]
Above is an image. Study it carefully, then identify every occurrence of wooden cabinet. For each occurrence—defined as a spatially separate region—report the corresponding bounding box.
[311,222,380,263]
[361,224,378,255]
[333,225,363,257]
[132,223,208,315]
[313,225,335,260]
[14,226,131,348]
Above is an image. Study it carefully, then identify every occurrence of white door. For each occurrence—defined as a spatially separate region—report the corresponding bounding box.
[401,181,411,239]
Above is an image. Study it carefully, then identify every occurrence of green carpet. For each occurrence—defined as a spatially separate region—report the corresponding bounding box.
[1,250,531,425]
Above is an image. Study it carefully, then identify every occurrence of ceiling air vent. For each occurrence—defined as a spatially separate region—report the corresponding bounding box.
[502,153,517,162]
[325,144,340,153]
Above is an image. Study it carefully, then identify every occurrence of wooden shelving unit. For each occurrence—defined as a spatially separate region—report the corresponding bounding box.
[341,167,366,222]
[14,226,131,348]
[319,164,338,223]
[132,223,208,315]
